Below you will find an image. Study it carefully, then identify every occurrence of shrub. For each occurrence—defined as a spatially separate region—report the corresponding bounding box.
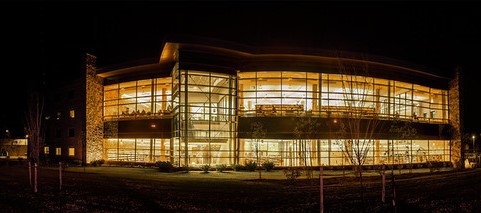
[283,167,302,181]
[244,160,257,171]
[91,159,105,167]
[155,161,174,172]
[261,161,275,171]
[406,164,413,170]
[71,160,83,166]
[216,164,227,172]
[200,164,211,173]
[232,164,244,171]
[427,161,442,172]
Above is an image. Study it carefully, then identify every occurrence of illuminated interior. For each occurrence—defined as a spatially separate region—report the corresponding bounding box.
[103,78,172,120]
[104,138,171,162]
[238,72,447,123]
[172,70,237,166]
[101,70,450,166]
[239,139,449,166]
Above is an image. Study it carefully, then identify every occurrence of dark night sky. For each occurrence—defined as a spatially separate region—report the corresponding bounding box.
[2,1,481,137]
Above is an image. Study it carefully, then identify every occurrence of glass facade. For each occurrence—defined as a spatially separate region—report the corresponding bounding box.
[104,138,171,162]
[102,70,450,166]
[238,139,450,166]
[172,69,237,167]
[238,71,448,123]
[103,78,172,121]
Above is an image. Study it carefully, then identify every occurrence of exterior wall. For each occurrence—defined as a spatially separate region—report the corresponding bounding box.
[93,41,457,167]
[43,79,84,163]
[85,54,104,163]
[98,70,453,167]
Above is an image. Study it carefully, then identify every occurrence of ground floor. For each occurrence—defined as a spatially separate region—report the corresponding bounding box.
[103,138,450,167]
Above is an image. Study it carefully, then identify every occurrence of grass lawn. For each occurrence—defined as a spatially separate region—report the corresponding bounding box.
[1,164,481,212]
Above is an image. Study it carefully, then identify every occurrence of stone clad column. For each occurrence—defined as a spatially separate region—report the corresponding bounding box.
[448,68,463,168]
[85,53,104,163]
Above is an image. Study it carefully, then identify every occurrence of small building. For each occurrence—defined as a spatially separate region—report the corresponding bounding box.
[0,138,28,159]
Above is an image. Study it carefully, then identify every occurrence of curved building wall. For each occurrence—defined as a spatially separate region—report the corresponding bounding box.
[101,70,450,166]
[98,43,454,167]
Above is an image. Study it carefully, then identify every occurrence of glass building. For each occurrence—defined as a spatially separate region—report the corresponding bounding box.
[77,35,461,167]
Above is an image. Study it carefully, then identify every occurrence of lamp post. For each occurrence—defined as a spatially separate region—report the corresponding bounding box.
[472,135,476,152]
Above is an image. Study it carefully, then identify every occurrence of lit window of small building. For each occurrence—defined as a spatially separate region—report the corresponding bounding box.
[56,148,61,156]
[44,147,49,154]
[69,148,75,156]
[69,110,75,118]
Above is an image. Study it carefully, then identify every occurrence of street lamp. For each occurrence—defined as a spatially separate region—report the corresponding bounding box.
[472,135,476,151]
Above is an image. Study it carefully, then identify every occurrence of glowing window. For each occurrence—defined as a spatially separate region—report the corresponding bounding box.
[56,148,61,156]
[68,148,75,156]
[44,147,49,154]
[69,110,75,118]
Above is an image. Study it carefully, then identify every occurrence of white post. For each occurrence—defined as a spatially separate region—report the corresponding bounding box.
[320,166,324,213]
[382,168,385,203]
[34,163,38,193]
[28,161,32,186]
[59,162,62,191]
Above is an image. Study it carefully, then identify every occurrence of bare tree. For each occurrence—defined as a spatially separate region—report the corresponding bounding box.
[334,57,382,208]
[24,92,45,164]
[389,117,417,172]
[293,116,321,180]
[386,117,416,211]
[250,121,266,165]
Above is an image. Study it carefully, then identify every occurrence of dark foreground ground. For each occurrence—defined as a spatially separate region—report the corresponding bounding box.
[1,164,481,213]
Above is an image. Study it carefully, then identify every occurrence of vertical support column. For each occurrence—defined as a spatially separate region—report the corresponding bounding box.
[169,138,174,164]
[312,84,318,112]
[448,68,463,168]
[375,139,380,164]
[229,75,234,165]
[85,53,104,164]
[375,88,381,114]
[311,139,317,166]
[160,138,165,161]
[162,88,167,111]
[317,139,321,166]
[183,70,189,167]
[388,80,392,117]
[239,139,245,165]
[239,84,244,109]
[149,138,153,163]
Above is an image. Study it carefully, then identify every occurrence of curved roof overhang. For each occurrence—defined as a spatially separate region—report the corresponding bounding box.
[99,34,451,88]
[159,35,450,88]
